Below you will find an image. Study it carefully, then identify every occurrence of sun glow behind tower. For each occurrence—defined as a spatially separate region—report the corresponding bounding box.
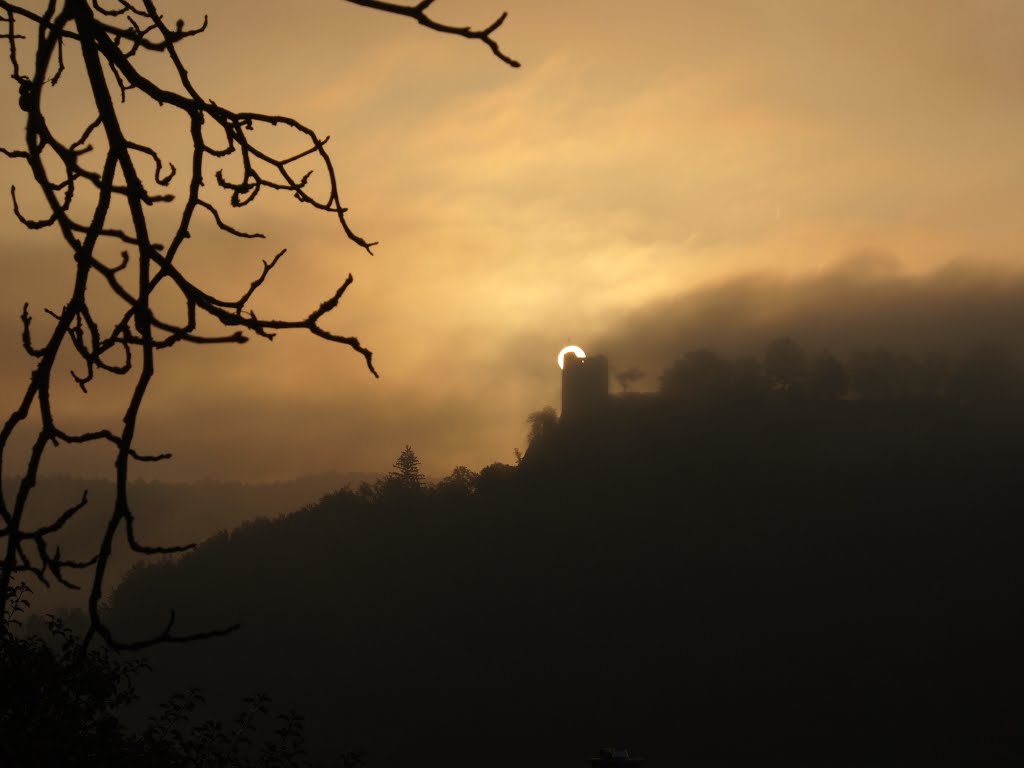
[557,345,587,370]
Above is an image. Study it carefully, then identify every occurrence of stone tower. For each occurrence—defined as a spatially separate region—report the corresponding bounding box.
[561,353,609,420]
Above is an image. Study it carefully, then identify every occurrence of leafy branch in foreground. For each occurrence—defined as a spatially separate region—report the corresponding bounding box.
[1,586,321,767]
[0,0,516,650]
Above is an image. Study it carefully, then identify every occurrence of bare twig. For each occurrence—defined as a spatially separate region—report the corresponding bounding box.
[0,0,516,651]
[344,0,519,67]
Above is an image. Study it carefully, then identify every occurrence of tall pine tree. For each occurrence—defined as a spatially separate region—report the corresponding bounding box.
[388,446,425,490]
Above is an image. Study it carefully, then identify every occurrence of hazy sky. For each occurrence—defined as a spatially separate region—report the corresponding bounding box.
[2,0,1023,480]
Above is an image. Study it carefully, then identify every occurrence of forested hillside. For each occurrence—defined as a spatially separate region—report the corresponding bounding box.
[4,473,377,616]
[108,341,1024,767]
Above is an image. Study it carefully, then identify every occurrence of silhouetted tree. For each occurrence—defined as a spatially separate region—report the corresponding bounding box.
[435,466,479,497]
[660,348,733,398]
[388,445,425,491]
[0,0,517,649]
[764,337,807,392]
[474,462,517,496]
[949,345,1021,403]
[615,366,645,393]
[906,352,950,399]
[526,407,559,446]
[731,355,769,399]
[808,350,849,400]
[848,347,898,400]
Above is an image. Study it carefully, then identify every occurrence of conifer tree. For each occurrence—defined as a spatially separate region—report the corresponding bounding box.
[389,446,425,491]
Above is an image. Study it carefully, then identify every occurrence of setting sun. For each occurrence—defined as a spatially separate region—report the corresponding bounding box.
[557,344,586,369]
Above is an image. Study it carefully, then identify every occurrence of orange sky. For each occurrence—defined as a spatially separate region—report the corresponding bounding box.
[2,0,1024,480]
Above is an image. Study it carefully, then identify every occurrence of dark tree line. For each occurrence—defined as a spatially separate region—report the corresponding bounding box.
[658,336,1022,403]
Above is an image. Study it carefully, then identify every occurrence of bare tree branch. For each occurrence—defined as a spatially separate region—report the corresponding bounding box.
[0,0,516,651]
[344,0,519,67]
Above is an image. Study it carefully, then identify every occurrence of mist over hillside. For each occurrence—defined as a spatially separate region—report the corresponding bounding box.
[594,257,1024,389]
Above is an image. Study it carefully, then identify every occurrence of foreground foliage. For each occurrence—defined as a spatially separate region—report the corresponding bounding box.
[1,586,320,768]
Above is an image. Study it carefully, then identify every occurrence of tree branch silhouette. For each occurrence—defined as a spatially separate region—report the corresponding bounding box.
[0,0,517,651]
[345,0,520,67]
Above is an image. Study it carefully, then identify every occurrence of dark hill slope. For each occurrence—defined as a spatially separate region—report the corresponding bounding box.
[109,396,1024,767]
[4,472,377,615]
